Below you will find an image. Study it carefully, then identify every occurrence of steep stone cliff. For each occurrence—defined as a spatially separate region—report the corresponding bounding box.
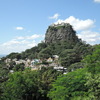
[45,23,79,44]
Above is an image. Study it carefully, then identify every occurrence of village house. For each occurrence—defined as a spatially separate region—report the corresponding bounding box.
[15,59,26,65]
[54,66,67,72]
[4,54,67,72]
[53,55,59,60]
[25,59,31,67]
[47,57,53,62]
[12,58,17,62]
[5,58,11,63]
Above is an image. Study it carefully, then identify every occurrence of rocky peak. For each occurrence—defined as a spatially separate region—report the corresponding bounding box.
[45,23,79,44]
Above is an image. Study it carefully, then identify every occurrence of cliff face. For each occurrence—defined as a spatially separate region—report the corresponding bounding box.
[45,23,79,44]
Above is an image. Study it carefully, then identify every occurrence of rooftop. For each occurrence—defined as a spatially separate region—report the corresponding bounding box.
[51,22,70,27]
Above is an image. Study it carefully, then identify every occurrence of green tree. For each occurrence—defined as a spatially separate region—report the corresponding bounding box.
[13,63,25,71]
[9,61,16,70]
[3,69,40,100]
[83,45,100,99]
[59,49,78,67]
[3,72,25,100]
[2,67,61,100]
[68,62,84,72]
[48,68,89,100]
[39,67,61,99]
[0,62,9,100]
[6,52,21,60]
[38,47,53,59]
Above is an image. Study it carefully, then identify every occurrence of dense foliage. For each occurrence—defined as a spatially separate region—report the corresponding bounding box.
[48,45,100,100]
[0,44,100,100]
[48,68,89,100]
[0,61,9,100]
[0,67,61,100]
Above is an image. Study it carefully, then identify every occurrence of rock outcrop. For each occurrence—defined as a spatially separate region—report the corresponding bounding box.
[45,23,79,44]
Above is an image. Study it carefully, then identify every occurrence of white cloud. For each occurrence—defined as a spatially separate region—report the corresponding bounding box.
[16,27,24,30]
[54,16,94,31]
[2,40,20,46]
[26,34,41,39]
[15,34,41,40]
[94,0,100,3]
[77,31,100,45]
[16,36,25,40]
[0,34,44,54]
[49,13,60,20]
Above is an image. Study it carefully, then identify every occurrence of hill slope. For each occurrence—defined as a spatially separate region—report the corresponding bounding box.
[4,23,92,71]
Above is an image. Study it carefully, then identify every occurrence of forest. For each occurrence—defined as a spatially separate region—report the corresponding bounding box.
[0,41,100,100]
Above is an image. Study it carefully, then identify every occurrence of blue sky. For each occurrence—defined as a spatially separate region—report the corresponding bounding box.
[0,0,100,54]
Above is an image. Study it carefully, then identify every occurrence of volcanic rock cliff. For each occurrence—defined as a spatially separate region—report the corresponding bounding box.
[45,23,79,44]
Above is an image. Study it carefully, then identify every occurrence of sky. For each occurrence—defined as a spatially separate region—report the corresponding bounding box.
[0,0,100,55]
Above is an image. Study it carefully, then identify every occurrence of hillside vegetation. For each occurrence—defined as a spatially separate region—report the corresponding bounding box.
[0,23,100,100]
